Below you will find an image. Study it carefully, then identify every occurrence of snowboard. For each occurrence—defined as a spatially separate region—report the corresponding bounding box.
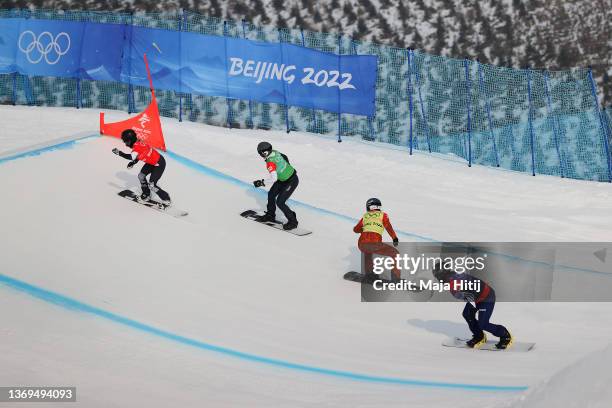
[442,337,535,352]
[240,210,311,236]
[343,271,395,284]
[118,189,188,217]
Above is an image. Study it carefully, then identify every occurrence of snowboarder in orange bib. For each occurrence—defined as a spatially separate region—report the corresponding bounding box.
[353,198,400,281]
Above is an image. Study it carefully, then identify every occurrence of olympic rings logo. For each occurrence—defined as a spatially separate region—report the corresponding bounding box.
[18,30,71,65]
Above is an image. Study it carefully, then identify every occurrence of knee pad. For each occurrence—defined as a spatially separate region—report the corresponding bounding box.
[138,173,147,184]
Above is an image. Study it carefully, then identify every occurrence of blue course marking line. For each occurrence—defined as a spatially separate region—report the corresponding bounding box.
[0,273,528,392]
[0,135,97,165]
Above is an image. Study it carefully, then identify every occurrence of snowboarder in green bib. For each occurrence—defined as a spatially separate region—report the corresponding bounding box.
[252,141,299,230]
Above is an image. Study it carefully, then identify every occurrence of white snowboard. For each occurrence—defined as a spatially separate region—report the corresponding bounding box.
[442,337,535,352]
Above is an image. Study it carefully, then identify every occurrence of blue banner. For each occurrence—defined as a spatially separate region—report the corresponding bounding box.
[15,19,84,78]
[0,18,20,74]
[0,18,377,116]
[3,19,125,81]
[79,22,125,81]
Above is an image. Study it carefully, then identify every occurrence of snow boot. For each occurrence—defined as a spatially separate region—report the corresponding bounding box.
[495,331,513,350]
[257,212,276,223]
[466,332,487,349]
[283,211,298,230]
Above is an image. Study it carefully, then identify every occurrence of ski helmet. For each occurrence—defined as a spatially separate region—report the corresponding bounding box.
[366,197,382,211]
[257,141,273,157]
[121,129,138,148]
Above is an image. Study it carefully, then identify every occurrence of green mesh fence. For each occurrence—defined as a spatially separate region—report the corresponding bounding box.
[0,9,610,182]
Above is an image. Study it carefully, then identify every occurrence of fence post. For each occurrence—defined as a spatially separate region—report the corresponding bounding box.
[337,35,342,143]
[477,60,500,167]
[8,8,15,111]
[526,66,536,176]
[75,16,88,110]
[587,68,612,182]
[409,50,419,150]
[127,12,135,114]
[603,109,612,166]
[223,21,233,129]
[603,107,612,146]
[22,10,34,106]
[302,28,315,132]
[367,49,379,142]
[22,75,33,105]
[278,28,290,133]
[463,59,473,167]
[178,9,184,122]
[407,49,414,155]
[413,52,431,152]
[11,72,17,105]
[242,19,254,129]
[127,87,135,113]
[76,79,81,109]
[367,116,375,140]
[543,71,564,177]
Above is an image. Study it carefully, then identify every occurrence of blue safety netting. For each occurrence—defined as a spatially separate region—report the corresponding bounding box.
[0,8,610,181]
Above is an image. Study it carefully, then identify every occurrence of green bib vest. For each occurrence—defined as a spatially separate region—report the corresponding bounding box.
[266,150,295,182]
[362,211,385,235]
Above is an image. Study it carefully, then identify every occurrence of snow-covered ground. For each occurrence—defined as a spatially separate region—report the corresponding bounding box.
[1,105,611,407]
[506,343,612,408]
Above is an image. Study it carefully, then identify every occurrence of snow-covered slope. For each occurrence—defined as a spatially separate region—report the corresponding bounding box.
[1,105,612,407]
[506,343,612,408]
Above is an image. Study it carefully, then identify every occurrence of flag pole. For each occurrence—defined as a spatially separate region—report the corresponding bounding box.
[143,53,155,98]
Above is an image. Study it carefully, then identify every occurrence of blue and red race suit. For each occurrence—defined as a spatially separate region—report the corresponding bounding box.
[447,273,507,338]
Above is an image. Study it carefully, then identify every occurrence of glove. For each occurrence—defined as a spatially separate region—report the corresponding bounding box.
[127,160,137,169]
[393,238,399,247]
[112,148,120,155]
[253,179,265,188]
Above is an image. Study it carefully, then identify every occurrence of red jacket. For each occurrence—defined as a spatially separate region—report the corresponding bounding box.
[132,141,160,165]
[353,211,398,244]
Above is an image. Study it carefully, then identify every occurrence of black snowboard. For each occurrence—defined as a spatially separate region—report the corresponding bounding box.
[343,271,395,284]
[240,210,311,236]
[118,189,188,217]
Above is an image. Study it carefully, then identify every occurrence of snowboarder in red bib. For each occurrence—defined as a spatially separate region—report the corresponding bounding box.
[252,141,299,230]
[353,198,401,281]
[112,129,171,205]
[432,262,513,350]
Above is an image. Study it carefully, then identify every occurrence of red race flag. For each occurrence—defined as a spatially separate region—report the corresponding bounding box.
[99,54,167,151]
